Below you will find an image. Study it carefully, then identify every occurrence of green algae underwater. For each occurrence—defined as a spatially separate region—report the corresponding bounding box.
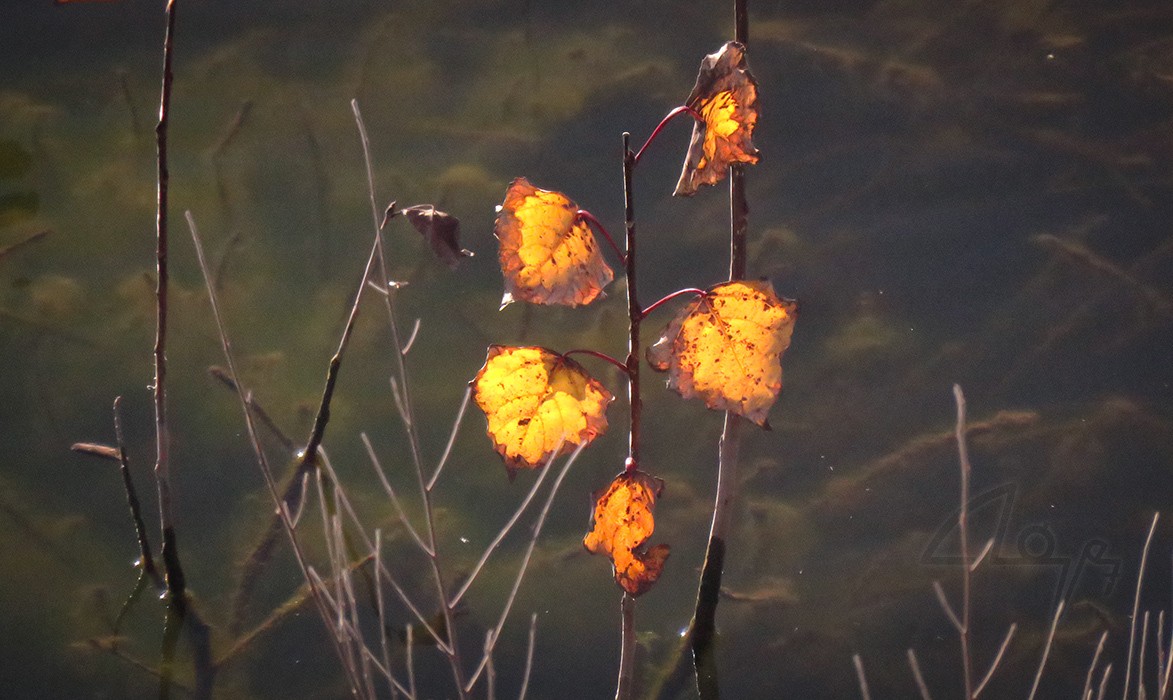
[2,0,1173,697]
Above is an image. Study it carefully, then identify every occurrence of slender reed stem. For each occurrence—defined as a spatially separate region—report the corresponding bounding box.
[1125,512,1162,700]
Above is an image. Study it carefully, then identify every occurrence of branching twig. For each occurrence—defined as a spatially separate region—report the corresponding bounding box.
[186,210,365,697]
[353,98,467,697]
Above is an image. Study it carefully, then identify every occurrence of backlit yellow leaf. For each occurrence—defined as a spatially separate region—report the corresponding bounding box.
[674,42,761,197]
[647,280,796,427]
[494,177,614,307]
[472,345,613,476]
[583,470,670,596]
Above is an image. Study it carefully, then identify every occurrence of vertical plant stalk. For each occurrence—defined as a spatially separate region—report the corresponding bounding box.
[351,99,467,698]
[150,3,205,698]
[617,593,637,700]
[690,3,750,698]
[954,383,974,699]
[614,131,641,700]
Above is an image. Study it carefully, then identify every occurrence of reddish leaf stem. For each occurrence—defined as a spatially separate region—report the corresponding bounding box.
[561,349,630,375]
[576,209,625,264]
[641,288,706,319]
[632,105,704,166]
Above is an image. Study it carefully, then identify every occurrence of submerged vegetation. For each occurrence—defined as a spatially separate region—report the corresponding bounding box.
[1,0,1173,698]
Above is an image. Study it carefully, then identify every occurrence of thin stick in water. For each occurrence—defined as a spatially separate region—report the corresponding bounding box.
[1080,630,1108,700]
[973,623,1016,698]
[186,210,364,697]
[906,649,932,700]
[1125,513,1162,700]
[1026,600,1065,700]
[465,442,585,693]
[852,654,872,700]
[518,613,537,700]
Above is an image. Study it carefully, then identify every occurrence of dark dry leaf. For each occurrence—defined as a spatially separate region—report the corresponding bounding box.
[401,204,472,269]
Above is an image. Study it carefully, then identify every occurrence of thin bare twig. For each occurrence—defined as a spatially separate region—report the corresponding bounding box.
[518,613,537,700]
[973,623,1016,698]
[361,433,432,557]
[1142,610,1153,700]
[906,649,932,700]
[1026,600,1064,700]
[449,454,554,608]
[852,654,872,700]
[1126,513,1162,699]
[186,210,364,697]
[1080,630,1108,700]
[1096,663,1113,700]
[112,397,163,590]
[953,384,974,699]
[428,386,472,491]
[465,442,586,693]
[353,98,467,696]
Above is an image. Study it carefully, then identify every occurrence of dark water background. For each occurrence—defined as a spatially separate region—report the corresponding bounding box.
[2,0,1172,698]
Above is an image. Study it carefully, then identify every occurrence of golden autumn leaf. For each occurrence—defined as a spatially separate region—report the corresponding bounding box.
[494,177,614,308]
[583,470,670,596]
[647,280,797,427]
[674,42,761,197]
[472,345,613,476]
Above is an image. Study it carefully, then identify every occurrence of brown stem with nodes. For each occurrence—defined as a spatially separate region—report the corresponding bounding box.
[622,131,641,475]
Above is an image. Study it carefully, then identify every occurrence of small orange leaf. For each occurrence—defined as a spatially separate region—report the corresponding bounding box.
[472,345,613,476]
[583,470,670,596]
[674,42,760,197]
[647,280,796,427]
[494,177,614,307]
